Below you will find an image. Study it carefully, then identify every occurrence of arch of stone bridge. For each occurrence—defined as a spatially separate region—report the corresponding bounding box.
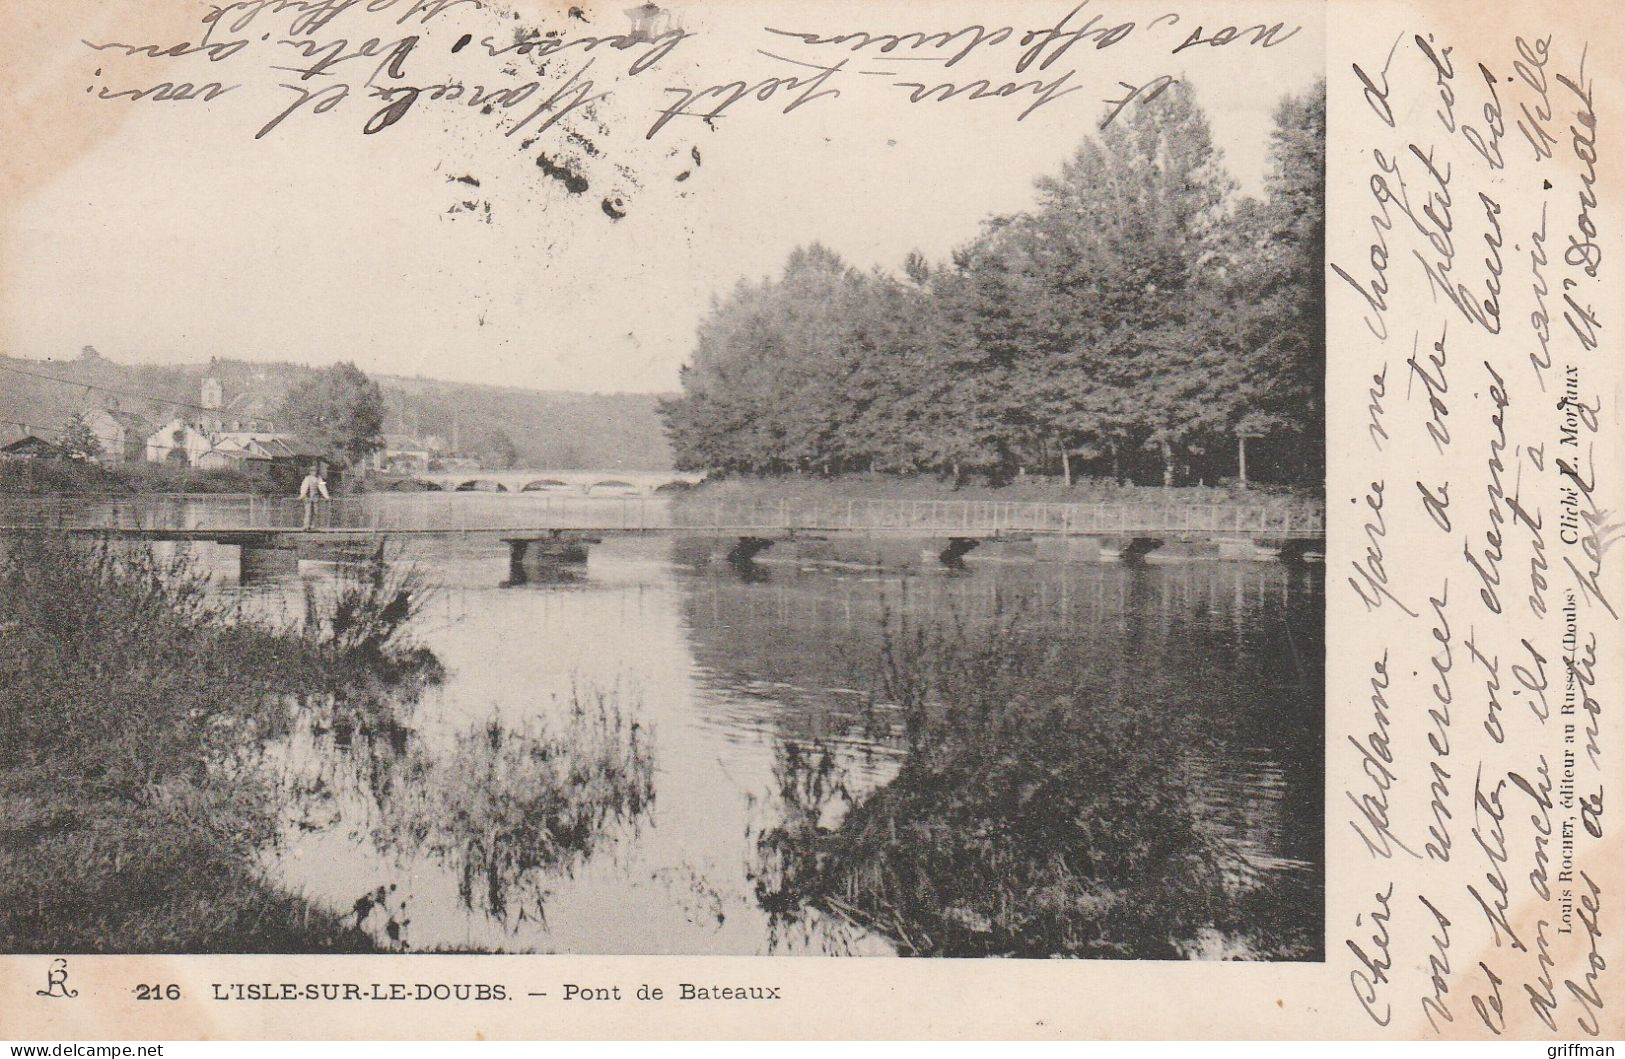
[415,471,701,495]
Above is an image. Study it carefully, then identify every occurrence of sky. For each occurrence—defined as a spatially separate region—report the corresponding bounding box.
[0,0,1324,394]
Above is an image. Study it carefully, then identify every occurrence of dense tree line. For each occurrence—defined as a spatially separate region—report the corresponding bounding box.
[660,79,1325,487]
[278,362,387,467]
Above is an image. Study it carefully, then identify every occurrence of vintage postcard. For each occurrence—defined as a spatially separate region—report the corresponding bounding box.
[0,0,1617,1041]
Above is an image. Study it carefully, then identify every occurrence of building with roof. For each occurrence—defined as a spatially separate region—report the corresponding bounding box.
[2,435,64,461]
[197,430,330,489]
[144,418,215,465]
[83,408,153,463]
[204,431,325,462]
[198,373,279,433]
[372,433,433,472]
[143,377,332,487]
[219,392,280,433]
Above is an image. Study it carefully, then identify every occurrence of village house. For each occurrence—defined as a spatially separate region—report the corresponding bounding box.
[2,435,63,461]
[198,430,329,490]
[144,417,215,465]
[139,375,334,492]
[83,407,153,463]
[371,433,433,473]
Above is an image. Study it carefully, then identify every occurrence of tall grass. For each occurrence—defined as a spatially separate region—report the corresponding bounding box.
[0,535,438,952]
[754,598,1312,960]
[271,681,655,947]
[384,689,652,934]
[299,545,443,683]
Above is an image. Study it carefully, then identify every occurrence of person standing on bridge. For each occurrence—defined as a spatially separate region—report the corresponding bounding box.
[299,464,330,529]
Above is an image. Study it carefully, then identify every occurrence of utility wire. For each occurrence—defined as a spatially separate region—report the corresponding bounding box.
[0,389,178,438]
[0,390,134,425]
[0,361,217,414]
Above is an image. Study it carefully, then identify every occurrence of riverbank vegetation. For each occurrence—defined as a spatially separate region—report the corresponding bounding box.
[0,459,285,496]
[661,79,1324,489]
[281,686,656,945]
[0,536,438,952]
[752,600,1323,960]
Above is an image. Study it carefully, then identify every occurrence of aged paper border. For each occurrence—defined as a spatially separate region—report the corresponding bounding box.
[1,0,1620,1040]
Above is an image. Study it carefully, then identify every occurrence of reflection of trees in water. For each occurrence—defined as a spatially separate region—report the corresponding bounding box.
[684,564,1324,852]
[683,564,1320,724]
[687,561,1314,638]
[740,586,1324,960]
[274,687,654,948]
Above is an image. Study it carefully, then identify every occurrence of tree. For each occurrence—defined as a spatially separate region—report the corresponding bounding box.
[479,427,520,469]
[933,215,1061,480]
[1026,79,1238,485]
[660,79,1321,488]
[926,81,1238,485]
[1204,78,1326,484]
[902,250,931,287]
[660,243,980,477]
[662,246,882,474]
[277,362,385,467]
[57,413,104,462]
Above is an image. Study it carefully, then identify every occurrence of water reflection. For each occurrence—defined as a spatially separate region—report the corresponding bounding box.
[212,533,1320,957]
[682,557,1322,959]
[747,601,1314,958]
[502,561,588,588]
[271,687,654,948]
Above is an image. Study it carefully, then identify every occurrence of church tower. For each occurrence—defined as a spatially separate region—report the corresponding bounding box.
[201,376,224,432]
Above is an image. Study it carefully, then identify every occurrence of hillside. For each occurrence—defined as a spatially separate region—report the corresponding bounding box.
[0,350,674,471]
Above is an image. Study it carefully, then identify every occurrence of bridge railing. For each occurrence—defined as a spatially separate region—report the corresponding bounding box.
[0,493,1326,537]
[0,493,668,533]
[671,498,1324,537]
[0,493,266,531]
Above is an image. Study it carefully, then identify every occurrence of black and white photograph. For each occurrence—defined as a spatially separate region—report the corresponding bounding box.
[0,0,1326,963]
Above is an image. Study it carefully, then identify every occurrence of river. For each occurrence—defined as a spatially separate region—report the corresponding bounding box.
[8,492,1324,959]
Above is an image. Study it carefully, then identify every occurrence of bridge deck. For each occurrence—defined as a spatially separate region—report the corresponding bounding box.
[0,525,1119,544]
[0,494,1326,541]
